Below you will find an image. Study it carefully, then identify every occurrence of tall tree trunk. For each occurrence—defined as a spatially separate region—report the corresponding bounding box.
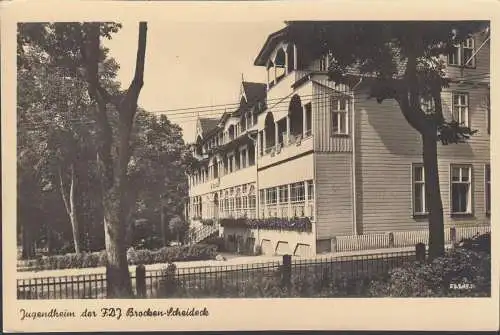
[81,22,147,298]
[59,165,81,254]
[423,132,445,260]
[103,187,132,297]
[21,222,34,259]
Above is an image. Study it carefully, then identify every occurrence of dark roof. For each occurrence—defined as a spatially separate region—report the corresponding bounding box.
[198,117,220,138]
[254,26,289,66]
[233,81,267,116]
[242,81,266,105]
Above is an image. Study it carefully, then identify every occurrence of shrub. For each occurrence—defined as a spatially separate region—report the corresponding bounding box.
[203,236,226,252]
[367,248,491,297]
[458,232,490,254]
[18,244,218,271]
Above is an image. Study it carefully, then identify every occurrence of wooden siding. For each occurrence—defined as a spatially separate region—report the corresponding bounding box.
[444,32,490,83]
[315,152,354,239]
[312,81,352,152]
[355,83,490,234]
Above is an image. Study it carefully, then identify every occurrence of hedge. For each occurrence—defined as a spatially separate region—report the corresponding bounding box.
[220,217,312,232]
[17,244,218,271]
[156,248,490,298]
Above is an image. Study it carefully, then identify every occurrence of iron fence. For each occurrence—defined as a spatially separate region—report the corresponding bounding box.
[17,250,416,299]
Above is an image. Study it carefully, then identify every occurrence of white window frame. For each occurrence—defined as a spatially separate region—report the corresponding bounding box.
[307,180,314,201]
[290,182,305,203]
[278,185,289,204]
[412,164,428,215]
[266,187,277,205]
[330,95,349,135]
[485,164,490,216]
[452,92,469,127]
[448,37,476,67]
[450,164,473,215]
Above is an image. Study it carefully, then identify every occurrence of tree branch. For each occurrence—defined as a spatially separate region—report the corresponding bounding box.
[122,22,147,117]
[58,166,71,217]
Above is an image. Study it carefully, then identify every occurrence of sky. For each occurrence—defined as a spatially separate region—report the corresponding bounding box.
[103,21,285,143]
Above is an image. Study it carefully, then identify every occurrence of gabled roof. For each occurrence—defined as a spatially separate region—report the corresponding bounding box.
[198,117,220,138]
[234,81,267,117]
[254,26,289,66]
[242,81,266,106]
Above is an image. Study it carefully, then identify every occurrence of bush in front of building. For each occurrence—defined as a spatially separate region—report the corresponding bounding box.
[18,244,218,271]
[154,248,490,298]
[203,236,226,252]
[367,248,491,297]
[220,217,312,232]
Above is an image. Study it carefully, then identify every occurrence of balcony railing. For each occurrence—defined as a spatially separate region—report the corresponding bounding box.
[259,200,315,220]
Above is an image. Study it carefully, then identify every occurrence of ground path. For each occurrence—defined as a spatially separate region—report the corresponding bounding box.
[15,245,439,280]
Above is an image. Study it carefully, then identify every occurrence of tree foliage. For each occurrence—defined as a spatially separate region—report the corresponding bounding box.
[17,23,191,269]
[292,21,489,259]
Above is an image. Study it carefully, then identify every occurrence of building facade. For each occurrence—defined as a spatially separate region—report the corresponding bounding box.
[187,22,491,256]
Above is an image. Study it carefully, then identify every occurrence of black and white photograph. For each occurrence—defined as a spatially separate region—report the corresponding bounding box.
[2,0,498,332]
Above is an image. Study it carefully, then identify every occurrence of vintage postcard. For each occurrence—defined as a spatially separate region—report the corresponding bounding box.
[2,0,499,332]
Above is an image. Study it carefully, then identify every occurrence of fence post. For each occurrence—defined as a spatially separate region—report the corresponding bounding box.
[415,243,426,263]
[330,237,337,253]
[450,226,457,245]
[281,254,292,288]
[388,232,395,248]
[136,264,146,298]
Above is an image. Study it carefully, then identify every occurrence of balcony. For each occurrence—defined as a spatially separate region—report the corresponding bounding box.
[258,133,313,169]
[189,165,257,196]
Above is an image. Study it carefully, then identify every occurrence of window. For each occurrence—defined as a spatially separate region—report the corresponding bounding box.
[249,194,256,209]
[234,153,240,171]
[331,96,349,135]
[307,180,314,200]
[485,164,490,216]
[259,189,265,206]
[278,185,288,204]
[228,154,234,173]
[452,93,469,126]
[451,165,473,214]
[236,196,242,210]
[412,165,428,215]
[266,187,277,205]
[305,103,312,137]
[448,38,475,67]
[241,148,247,169]
[290,182,305,202]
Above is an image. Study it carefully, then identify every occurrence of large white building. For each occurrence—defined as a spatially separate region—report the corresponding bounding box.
[186,22,491,256]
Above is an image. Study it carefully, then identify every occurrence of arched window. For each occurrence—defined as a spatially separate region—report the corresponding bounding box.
[264,112,276,152]
[289,94,303,138]
[228,125,235,141]
[275,48,286,82]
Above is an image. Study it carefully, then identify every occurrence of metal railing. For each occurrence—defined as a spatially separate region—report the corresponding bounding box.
[18,250,417,299]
